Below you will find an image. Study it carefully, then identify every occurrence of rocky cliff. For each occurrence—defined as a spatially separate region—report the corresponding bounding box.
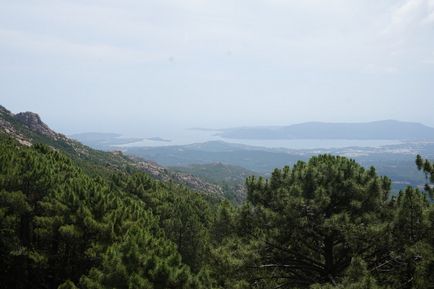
[14,111,63,139]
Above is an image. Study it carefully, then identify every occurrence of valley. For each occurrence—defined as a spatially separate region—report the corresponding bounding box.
[73,131,434,194]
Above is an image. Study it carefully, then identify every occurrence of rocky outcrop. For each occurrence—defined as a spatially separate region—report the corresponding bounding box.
[0,105,68,144]
[14,112,63,139]
[0,106,32,146]
[0,105,13,116]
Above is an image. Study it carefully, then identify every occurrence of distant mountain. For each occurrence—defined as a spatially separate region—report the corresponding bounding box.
[126,141,305,173]
[0,105,225,198]
[218,120,434,140]
[123,139,433,193]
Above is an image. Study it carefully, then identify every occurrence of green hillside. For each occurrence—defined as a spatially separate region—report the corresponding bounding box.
[0,105,141,178]
[1,105,434,288]
[0,106,226,199]
[0,136,216,288]
[171,163,259,203]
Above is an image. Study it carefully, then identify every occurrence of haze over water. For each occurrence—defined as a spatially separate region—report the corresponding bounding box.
[120,129,403,150]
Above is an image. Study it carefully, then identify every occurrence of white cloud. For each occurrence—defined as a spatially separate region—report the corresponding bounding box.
[385,0,434,31]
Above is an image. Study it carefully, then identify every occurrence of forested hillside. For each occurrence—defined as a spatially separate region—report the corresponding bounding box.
[170,163,258,203]
[1,134,433,288]
[0,136,219,288]
[1,106,434,288]
[0,105,226,198]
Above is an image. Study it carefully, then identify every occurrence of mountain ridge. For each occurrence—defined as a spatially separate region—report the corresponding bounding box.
[0,104,226,199]
[218,120,434,140]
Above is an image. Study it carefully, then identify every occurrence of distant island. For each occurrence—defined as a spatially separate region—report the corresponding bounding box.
[146,136,171,142]
[70,132,143,149]
[217,120,434,141]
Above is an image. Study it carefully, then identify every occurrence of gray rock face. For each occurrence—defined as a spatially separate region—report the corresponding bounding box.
[0,105,13,116]
[0,106,32,146]
[14,112,59,138]
[0,106,66,143]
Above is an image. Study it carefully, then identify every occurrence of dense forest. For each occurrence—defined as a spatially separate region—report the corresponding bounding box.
[1,134,434,289]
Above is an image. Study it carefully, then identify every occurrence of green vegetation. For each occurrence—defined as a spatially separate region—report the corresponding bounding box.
[0,136,214,288]
[1,133,433,288]
[0,106,140,179]
[170,163,259,203]
[238,156,433,288]
[124,141,432,193]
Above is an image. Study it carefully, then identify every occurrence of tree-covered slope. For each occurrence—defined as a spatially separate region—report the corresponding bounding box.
[0,136,220,288]
[170,163,260,203]
[1,134,434,288]
[1,105,434,288]
[0,105,146,178]
[0,105,225,198]
[214,155,434,288]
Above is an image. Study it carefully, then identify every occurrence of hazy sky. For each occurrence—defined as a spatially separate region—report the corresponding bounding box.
[1,0,434,136]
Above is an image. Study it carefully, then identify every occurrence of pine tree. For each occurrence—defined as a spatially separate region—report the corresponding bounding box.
[242,155,392,288]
